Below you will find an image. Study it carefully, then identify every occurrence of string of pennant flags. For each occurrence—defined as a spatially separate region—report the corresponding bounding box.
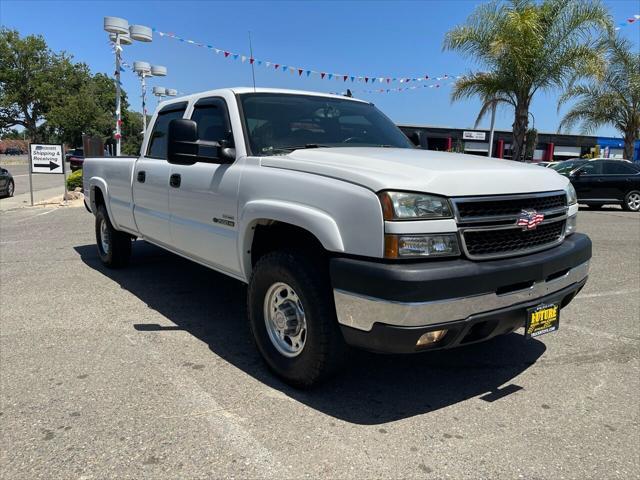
[113,13,639,101]
[151,27,459,85]
[615,14,640,30]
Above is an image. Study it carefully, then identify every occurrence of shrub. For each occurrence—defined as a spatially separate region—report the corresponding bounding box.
[66,169,83,191]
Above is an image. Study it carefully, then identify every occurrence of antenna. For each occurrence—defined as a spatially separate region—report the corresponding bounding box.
[248,31,256,91]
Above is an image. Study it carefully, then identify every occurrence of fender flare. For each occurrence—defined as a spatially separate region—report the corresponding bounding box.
[88,178,118,228]
[239,199,345,279]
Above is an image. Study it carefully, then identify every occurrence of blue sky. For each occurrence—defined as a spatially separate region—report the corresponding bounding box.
[1,0,638,137]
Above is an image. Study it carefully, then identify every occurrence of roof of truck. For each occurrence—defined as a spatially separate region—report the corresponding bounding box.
[157,87,369,110]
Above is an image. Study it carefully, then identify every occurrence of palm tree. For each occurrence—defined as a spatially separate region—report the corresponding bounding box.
[559,35,640,160]
[443,0,611,161]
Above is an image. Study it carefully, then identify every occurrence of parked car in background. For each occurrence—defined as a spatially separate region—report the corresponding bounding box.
[66,148,84,171]
[536,161,562,168]
[4,147,23,155]
[0,167,15,197]
[551,159,640,211]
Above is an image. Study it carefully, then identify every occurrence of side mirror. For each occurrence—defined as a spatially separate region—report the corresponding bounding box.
[168,118,236,164]
[570,169,582,178]
[168,119,199,164]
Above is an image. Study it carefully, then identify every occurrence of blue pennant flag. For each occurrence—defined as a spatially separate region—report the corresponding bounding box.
[233,54,239,60]
[350,76,355,82]
[282,65,287,71]
[306,70,311,77]
[328,74,333,80]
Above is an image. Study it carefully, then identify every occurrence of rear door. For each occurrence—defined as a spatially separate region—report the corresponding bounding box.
[168,96,242,274]
[601,161,640,200]
[133,102,187,246]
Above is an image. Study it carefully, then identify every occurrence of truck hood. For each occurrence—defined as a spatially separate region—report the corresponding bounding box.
[260,147,569,196]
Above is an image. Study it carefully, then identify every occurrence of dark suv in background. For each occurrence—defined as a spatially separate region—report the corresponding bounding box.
[552,159,640,211]
[66,148,84,171]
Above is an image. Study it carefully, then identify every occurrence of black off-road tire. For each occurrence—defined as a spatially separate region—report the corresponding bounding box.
[247,249,347,388]
[622,190,640,212]
[95,205,131,268]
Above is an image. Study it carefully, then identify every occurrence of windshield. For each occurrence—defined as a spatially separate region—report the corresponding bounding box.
[239,93,413,156]
[550,160,586,175]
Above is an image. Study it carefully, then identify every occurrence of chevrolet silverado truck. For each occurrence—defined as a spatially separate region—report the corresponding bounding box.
[83,88,592,387]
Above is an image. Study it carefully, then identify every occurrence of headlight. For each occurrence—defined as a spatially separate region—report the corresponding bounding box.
[385,234,460,258]
[379,191,452,220]
[566,183,577,205]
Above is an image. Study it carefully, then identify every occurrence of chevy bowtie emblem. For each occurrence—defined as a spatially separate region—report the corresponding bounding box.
[517,209,545,230]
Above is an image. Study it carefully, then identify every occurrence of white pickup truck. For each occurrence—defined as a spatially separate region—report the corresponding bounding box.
[83,88,591,387]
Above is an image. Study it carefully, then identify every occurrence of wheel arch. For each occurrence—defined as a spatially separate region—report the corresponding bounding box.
[239,199,345,280]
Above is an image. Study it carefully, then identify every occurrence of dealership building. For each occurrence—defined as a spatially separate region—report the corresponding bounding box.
[398,124,640,162]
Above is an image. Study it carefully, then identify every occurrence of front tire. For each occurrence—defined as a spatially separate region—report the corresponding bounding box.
[247,250,346,388]
[623,191,640,212]
[95,205,131,268]
[6,180,14,197]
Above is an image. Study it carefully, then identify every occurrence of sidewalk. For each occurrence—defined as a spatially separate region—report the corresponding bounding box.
[0,185,70,211]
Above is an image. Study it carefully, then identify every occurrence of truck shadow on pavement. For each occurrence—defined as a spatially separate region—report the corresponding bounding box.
[75,241,546,425]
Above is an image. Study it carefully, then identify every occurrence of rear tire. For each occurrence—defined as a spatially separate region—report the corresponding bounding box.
[6,180,14,197]
[95,205,131,268]
[247,249,346,388]
[623,191,640,212]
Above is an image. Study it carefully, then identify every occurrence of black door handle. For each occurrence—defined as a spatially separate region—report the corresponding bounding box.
[169,173,181,188]
[137,171,146,183]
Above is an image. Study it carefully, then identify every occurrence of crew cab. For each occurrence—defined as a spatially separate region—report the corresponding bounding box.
[83,88,592,387]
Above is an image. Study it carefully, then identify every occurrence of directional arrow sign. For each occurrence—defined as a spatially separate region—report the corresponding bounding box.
[30,144,64,174]
[34,160,61,171]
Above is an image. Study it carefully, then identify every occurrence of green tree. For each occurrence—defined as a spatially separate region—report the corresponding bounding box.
[0,28,82,141]
[47,73,128,146]
[559,35,640,160]
[121,110,144,156]
[444,0,611,161]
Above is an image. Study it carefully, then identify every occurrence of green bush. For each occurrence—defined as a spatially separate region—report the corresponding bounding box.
[66,169,83,191]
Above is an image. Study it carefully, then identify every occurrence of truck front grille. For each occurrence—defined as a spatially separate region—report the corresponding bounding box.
[456,193,566,221]
[463,221,565,257]
[452,191,568,260]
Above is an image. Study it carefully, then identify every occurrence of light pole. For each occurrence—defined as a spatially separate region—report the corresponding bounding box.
[133,62,166,133]
[153,87,177,107]
[104,17,152,156]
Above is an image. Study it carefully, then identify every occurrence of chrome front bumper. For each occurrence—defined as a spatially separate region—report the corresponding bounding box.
[334,260,589,332]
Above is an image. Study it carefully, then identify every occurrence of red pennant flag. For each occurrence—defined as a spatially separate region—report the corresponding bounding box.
[365,77,369,83]
[320,72,326,79]
[249,58,255,64]
[274,64,280,70]
[343,75,348,82]
[297,69,302,76]
[425,75,429,80]
[224,51,230,58]
[386,78,391,83]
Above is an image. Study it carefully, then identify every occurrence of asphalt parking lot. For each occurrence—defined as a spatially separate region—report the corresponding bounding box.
[0,205,638,479]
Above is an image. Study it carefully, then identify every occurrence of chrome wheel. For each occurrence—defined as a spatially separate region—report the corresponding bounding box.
[263,282,307,357]
[7,181,14,197]
[627,192,640,211]
[99,218,110,254]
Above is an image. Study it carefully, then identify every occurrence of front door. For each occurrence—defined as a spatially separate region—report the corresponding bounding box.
[572,161,603,201]
[168,97,242,275]
[132,102,187,246]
